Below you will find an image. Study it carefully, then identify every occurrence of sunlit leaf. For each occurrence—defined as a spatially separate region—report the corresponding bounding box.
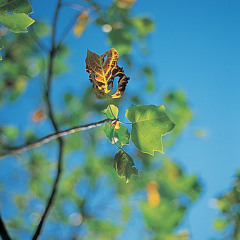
[102,104,118,119]
[104,123,130,147]
[0,0,33,14]
[0,0,34,33]
[114,149,138,183]
[126,104,175,155]
[85,48,130,99]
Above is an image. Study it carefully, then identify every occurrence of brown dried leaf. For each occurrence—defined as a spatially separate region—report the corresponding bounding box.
[85,48,130,99]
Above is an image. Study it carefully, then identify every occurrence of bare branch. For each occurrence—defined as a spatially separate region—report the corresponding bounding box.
[0,118,116,160]
[0,212,11,240]
[32,0,63,239]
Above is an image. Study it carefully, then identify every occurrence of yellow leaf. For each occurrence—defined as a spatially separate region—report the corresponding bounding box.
[73,11,89,37]
[32,108,46,122]
[85,48,130,99]
[147,181,161,207]
[115,121,120,129]
[115,0,136,9]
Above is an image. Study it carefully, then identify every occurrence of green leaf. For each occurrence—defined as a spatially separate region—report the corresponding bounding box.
[103,122,130,147]
[0,12,34,33]
[125,104,175,155]
[214,219,227,231]
[133,17,154,37]
[0,0,34,33]
[114,149,138,183]
[108,29,133,56]
[1,125,19,141]
[102,104,118,119]
[0,0,33,14]
[143,65,155,92]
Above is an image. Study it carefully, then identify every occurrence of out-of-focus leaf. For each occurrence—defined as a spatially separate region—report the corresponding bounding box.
[1,125,19,141]
[32,108,46,122]
[86,218,120,239]
[147,181,161,207]
[214,219,227,230]
[133,16,154,37]
[114,149,138,183]
[53,44,69,76]
[143,65,155,92]
[115,0,136,9]
[164,91,193,146]
[126,104,175,155]
[108,29,133,56]
[141,198,185,234]
[73,11,89,37]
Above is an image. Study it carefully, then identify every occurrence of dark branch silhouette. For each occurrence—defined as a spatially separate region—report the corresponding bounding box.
[0,212,11,240]
[0,118,116,160]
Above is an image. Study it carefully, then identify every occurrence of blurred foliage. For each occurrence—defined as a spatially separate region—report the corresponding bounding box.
[0,22,50,104]
[163,90,193,147]
[214,171,240,239]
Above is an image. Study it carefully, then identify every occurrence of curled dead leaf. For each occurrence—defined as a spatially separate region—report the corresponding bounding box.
[85,48,130,99]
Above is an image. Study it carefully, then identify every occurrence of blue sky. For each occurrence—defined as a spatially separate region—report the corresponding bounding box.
[1,0,240,239]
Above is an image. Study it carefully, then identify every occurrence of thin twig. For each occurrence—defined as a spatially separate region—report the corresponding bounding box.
[0,212,11,240]
[0,119,116,160]
[32,0,63,239]
[57,12,80,49]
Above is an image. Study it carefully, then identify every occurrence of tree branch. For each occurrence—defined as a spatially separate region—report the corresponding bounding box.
[32,0,63,239]
[0,212,11,240]
[0,118,116,160]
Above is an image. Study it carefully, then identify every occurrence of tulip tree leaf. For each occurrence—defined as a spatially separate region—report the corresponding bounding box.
[0,0,33,13]
[114,149,138,183]
[103,123,130,147]
[85,48,130,99]
[125,104,175,155]
[102,104,130,147]
[0,0,34,33]
[102,104,118,119]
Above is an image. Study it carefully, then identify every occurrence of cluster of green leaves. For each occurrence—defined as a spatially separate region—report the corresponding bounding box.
[102,103,175,183]
[214,171,240,239]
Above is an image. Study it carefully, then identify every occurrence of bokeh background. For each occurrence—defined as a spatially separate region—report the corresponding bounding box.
[0,0,240,239]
